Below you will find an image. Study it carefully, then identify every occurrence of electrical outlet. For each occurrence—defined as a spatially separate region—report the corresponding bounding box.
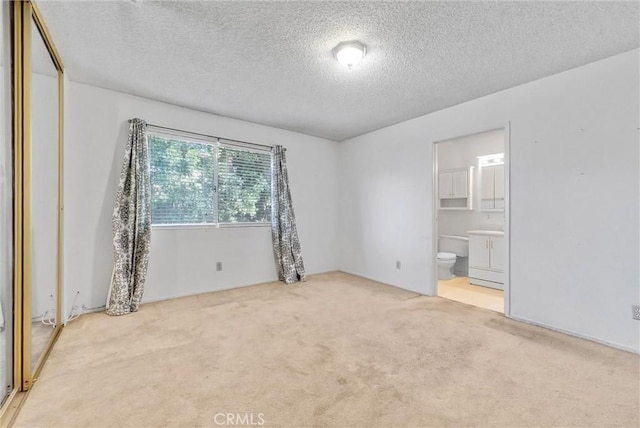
[216,261,222,272]
[632,305,640,320]
[396,260,401,270]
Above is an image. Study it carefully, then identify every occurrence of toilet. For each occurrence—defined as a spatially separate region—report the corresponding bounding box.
[437,235,469,280]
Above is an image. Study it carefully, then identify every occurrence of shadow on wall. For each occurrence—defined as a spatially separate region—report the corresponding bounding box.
[90,121,128,310]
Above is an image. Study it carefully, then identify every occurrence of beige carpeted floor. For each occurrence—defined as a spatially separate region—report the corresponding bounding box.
[14,272,639,427]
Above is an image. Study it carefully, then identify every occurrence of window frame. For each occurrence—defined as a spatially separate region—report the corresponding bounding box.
[147,127,273,229]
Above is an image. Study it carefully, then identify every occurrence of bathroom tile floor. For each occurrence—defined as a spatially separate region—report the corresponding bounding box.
[438,276,504,313]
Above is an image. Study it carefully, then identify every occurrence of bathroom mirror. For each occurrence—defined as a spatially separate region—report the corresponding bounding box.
[22,1,64,385]
[478,153,505,212]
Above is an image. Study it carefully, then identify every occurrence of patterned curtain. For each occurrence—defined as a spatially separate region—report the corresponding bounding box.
[106,118,152,316]
[271,146,306,284]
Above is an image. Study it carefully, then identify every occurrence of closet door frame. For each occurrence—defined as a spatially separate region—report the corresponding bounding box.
[0,1,63,421]
[14,0,64,392]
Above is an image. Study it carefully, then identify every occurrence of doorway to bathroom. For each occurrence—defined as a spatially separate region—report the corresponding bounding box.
[432,127,510,314]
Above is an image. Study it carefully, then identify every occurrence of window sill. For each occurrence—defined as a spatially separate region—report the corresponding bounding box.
[151,222,271,230]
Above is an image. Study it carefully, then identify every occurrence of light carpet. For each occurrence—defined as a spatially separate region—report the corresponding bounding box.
[13,272,639,427]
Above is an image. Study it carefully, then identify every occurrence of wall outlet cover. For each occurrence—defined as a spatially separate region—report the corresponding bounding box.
[632,305,640,320]
[216,262,222,272]
[396,260,401,269]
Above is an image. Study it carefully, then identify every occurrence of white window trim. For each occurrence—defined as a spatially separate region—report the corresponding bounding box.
[148,128,273,229]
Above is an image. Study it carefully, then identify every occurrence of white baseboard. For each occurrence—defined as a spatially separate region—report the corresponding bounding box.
[508,314,639,355]
[79,270,639,355]
[337,269,429,296]
[338,270,638,355]
[82,305,106,314]
[468,277,503,290]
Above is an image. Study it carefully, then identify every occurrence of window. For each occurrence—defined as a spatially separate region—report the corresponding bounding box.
[149,135,215,224]
[217,145,272,223]
[148,131,272,226]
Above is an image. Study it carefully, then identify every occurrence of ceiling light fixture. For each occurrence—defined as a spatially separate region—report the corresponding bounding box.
[333,41,367,70]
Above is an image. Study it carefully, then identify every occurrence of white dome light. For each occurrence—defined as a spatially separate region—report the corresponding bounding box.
[333,41,367,70]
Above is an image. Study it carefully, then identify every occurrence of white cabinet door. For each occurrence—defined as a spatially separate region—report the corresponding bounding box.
[468,235,490,269]
[494,164,505,208]
[452,170,468,198]
[480,166,495,209]
[481,164,505,210]
[490,236,505,272]
[438,172,452,199]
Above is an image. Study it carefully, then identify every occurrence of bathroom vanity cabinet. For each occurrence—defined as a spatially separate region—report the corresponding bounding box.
[468,230,504,290]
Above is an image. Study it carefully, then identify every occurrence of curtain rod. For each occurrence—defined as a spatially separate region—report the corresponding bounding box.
[128,120,278,151]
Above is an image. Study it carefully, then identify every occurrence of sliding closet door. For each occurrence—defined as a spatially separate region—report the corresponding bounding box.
[26,14,60,376]
[18,0,64,389]
[0,1,64,410]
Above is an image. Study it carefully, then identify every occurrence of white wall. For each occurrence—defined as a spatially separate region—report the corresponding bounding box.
[339,49,640,352]
[65,82,339,312]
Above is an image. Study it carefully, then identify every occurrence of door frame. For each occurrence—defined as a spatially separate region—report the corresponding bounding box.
[431,123,511,316]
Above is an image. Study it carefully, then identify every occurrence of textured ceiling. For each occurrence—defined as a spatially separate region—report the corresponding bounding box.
[37,1,639,141]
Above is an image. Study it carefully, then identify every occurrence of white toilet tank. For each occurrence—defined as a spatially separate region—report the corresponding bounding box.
[439,235,469,257]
